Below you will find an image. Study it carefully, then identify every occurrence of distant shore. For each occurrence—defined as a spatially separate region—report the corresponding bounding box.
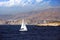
[0,23,60,26]
[36,23,60,26]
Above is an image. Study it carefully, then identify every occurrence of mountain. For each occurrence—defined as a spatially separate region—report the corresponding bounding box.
[28,8,60,20]
[0,8,60,20]
[23,8,60,24]
[0,8,60,24]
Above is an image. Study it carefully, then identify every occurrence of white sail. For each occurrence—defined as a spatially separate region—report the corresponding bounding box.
[19,19,27,31]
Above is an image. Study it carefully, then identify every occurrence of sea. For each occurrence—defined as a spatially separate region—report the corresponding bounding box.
[0,25,60,40]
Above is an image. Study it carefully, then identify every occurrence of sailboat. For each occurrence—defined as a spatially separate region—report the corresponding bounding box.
[19,19,28,31]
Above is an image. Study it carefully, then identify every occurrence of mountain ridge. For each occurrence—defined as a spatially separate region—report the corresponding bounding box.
[0,8,60,21]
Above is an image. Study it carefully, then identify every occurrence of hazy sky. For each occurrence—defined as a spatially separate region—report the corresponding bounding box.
[0,0,60,15]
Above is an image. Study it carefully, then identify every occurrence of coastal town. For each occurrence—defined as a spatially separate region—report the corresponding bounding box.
[0,19,60,26]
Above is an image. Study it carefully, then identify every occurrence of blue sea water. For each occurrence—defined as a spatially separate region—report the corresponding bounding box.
[0,25,60,40]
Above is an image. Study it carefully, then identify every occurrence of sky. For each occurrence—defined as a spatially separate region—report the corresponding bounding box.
[0,0,60,15]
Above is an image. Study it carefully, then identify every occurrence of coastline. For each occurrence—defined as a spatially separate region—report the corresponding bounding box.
[36,23,60,26]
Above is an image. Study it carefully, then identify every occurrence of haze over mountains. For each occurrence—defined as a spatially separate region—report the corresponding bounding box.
[0,8,60,24]
[0,8,60,20]
[28,8,60,20]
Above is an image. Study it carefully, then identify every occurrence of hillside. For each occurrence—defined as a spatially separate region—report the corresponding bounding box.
[28,8,60,20]
[0,8,60,24]
[25,8,60,24]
